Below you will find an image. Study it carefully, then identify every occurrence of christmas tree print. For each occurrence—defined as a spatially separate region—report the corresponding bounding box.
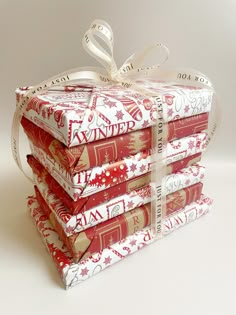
[116,129,151,159]
[90,162,128,188]
[125,129,150,155]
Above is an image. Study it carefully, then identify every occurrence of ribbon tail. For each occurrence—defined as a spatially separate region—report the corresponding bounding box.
[11,109,34,183]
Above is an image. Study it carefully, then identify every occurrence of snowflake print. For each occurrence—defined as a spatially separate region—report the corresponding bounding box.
[188,140,195,150]
[130,163,137,172]
[115,110,125,120]
[106,100,117,108]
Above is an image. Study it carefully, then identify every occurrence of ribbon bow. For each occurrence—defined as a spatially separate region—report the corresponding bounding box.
[82,19,170,82]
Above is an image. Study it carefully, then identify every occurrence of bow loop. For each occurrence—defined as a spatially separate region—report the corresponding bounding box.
[82,20,170,81]
[82,19,118,75]
[119,43,170,78]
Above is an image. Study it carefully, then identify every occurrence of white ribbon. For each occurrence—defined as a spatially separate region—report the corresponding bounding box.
[11,19,217,239]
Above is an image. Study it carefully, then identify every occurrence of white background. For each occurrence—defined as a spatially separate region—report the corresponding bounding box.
[0,1,235,314]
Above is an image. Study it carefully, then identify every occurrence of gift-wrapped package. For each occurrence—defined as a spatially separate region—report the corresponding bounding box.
[17,84,212,148]
[27,153,203,215]
[35,179,203,262]
[12,19,215,290]
[28,194,213,288]
[28,131,207,200]
[21,113,208,173]
[31,156,205,234]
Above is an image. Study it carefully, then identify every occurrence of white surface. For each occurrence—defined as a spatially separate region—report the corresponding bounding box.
[0,0,235,314]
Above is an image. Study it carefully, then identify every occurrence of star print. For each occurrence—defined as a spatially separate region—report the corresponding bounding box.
[130,163,137,172]
[142,120,149,128]
[184,105,190,113]
[168,108,174,117]
[127,200,134,209]
[104,256,112,265]
[139,164,146,172]
[188,140,195,150]
[129,239,137,246]
[106,100,117,108]
[115,110,125,120]
[80,267,89,277]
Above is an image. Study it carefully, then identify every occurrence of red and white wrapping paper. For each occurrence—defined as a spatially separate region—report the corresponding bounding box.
[13,18,215,291]
[34,163,205,235]
[27,153,202,215]
[17,83,212,147]
[35,182,202,262]
[29,132,207,201]
[28,194,212,289]
[21,112,209,173]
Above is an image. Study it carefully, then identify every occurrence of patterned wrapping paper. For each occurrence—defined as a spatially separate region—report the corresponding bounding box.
[16,82,213,147]
[29,132,207,201]
[21,113,209,174]
[28,194,213,289]
[28,153,203,215]
[35,187,150,263]
[33,163,205,235]
[35,181,203,262]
